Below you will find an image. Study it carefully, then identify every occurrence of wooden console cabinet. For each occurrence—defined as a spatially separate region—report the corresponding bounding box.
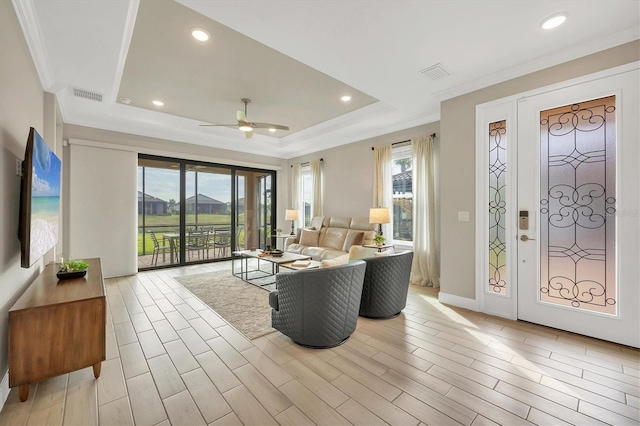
[9,258,106,401]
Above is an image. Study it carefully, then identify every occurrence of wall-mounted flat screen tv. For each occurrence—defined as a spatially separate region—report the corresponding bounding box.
[18,127,61,268]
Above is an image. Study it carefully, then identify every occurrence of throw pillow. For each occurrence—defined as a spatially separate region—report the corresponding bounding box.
[299,229,319,246]
[342,231,364,252]
[321,254,350,268]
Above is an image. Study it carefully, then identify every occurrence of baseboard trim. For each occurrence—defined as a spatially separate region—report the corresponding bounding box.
[438,292,479,312]
[0,369,9,411]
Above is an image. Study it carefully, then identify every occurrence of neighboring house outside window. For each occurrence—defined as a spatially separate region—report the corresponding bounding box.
[392,144,413,243]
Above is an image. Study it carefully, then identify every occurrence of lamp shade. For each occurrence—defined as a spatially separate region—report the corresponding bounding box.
[369,207,390,224]
[285,209,299,221]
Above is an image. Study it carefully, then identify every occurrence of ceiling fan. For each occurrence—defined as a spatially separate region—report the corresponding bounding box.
[199,98,289,139]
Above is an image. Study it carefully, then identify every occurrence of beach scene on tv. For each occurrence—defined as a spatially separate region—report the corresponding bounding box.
[30,131,61,263]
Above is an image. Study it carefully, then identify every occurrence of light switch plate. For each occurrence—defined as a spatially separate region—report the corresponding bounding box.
[16,159,22,177]
[458,211,470,222]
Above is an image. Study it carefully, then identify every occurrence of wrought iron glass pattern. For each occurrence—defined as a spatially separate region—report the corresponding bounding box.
[489,120,507,294]
[539,96,617,314]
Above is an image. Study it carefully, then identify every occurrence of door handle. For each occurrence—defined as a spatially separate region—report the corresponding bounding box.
[520,235,536,241]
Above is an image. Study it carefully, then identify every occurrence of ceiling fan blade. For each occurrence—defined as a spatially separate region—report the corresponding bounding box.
[245,129,253,139]
[199,123,240,127]
[251,122,290,131]
[237,110,247,122]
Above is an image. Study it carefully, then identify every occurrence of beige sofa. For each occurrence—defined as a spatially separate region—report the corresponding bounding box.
[284,216,376,260]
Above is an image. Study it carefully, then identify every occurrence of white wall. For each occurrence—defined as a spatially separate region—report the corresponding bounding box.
[0,0,49,403]
[69,142,138,278]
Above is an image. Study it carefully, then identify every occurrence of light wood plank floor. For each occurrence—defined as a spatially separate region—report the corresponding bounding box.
[1,261,638,425]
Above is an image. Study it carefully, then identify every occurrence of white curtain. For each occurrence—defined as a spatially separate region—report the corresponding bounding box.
[310,160,323,217]
[291,164,301,221]
[373,145,393,237]
[411,135,439,287]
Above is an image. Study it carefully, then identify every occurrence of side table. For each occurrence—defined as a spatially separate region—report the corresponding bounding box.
[363,244,394,253]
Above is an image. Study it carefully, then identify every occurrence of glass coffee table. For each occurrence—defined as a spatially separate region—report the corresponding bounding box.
[232,249,320,286]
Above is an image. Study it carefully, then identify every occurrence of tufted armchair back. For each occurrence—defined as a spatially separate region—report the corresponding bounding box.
[269,260,366,348]
[359,251,414,319]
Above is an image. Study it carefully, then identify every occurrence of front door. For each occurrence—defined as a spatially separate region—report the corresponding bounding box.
[516,69,639,347]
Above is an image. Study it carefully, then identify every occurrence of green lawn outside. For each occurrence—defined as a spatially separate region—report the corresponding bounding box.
[138,213,248,255]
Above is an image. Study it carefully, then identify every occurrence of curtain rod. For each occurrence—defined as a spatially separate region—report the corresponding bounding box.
[371,133,436,150]
[291,158,323,167]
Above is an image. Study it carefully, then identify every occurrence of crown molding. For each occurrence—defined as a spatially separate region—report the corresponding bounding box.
[280,111,440,159]
[11,0,54,90]
[279,101,395,147]
[109,0,140,104]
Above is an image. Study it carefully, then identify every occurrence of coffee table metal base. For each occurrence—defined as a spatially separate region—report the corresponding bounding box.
[232,250,313,286]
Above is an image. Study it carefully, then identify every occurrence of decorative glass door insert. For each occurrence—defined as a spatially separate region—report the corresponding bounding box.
[488,120,507,294]
[539,96,617,314]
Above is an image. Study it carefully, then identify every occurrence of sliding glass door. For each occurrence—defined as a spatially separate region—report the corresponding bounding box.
[235,169,273,252]
[138,155,276,270]
[138,158,181,268]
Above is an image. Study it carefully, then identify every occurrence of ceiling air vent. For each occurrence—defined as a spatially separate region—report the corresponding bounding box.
[71,87,103,102]
[418,63,450,80]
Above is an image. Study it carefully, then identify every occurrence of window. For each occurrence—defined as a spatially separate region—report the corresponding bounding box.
[392,145,413,242]
[300,165,312,227]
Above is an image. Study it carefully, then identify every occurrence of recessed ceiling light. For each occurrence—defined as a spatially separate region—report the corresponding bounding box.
[119,97,131,104]
[268,128,276,133]
[541,13,567,30]
[340,95,352,102]
[152,100,164,106]
[191,28,210,41]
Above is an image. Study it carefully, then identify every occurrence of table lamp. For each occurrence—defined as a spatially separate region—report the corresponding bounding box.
[285,209,299,235]
[369,207,390,236]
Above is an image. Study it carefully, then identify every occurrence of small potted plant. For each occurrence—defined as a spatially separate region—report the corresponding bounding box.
[372,234,386,246]
[57,258,89,280]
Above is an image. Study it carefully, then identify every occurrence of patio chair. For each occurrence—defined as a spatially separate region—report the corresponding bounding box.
[211,228,231,258]
[187,230,210,260]
[148,230,172,266]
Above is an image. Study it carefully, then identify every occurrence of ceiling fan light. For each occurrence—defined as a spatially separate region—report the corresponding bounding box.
[238,124,253,132]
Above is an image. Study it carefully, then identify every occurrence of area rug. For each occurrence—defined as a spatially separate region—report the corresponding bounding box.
[174,272,276,340]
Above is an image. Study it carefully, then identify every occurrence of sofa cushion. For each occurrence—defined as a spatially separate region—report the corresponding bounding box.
[299,229,319,246]
[310,216,325,230]
[349,217,376,244]
[321,254,350,268]
[342,230,365,252]
[321,227,348,251]
[301,246,327,261]
[320,248,350,260]
[285,243,305,254]
[328,217,351,228]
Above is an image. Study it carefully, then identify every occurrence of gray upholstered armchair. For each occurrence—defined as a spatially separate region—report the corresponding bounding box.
[269,260,366,348]
[359,251,413,319]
